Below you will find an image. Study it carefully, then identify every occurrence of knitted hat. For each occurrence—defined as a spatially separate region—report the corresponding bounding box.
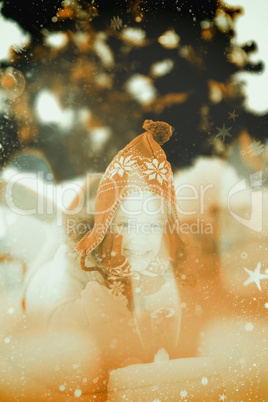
[76,119,178,268]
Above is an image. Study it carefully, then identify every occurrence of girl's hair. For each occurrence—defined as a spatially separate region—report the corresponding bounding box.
[63,176,199,290]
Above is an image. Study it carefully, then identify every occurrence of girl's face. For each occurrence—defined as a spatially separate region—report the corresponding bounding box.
[111,193,168,272]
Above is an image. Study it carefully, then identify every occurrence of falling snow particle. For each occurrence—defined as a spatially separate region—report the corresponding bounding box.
[201,376,208,385]
[7,307,15,314]
[219,393,227,401]
[4,338,10,344]
[74,388,82,397]
[73,363,79,370]
[59,385,65,392]
[244,322,254,332]
[152,385,160,392]
[265,303,268,309]
[180,389,188,399]
[240,252,248,260]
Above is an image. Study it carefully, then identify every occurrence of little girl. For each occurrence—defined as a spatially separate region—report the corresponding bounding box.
[24,119,197,396]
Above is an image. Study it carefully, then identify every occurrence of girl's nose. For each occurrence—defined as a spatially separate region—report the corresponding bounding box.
[124,224,149,245]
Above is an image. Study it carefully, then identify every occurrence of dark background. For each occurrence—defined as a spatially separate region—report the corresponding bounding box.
[0,0,267,181]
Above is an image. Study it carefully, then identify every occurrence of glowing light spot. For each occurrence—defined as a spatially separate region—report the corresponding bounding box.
[45,32,67,48]
[35,90,74,129]
[94,33,114,68]
[59,385,65,392]
[0,12,30,60]
[150,59,174,77]
[74,388,82,397]
[0,67,25,100]
[158,30,180,49]
[201,376,208,385]
[90,127,111,152]
[126,74,157,104]
[244,322,254,332]
[122,27,145,43]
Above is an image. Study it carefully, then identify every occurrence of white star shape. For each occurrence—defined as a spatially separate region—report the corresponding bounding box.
[243,262,268,291]
[216,124,232,142]
[219,393,227,401]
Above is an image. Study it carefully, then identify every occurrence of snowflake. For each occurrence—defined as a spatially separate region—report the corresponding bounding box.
[247,140,265,157]
[111,16,123,30]
[240,252,248,260]
[216,124,232,142]
[219,393,227,401]
[153,399,161,402]
[180,389,188,398]
[228,110,239,121]
[244,322,254,332]
[243,262,268,291]
[144,159,168,184]
[109,155,137,178]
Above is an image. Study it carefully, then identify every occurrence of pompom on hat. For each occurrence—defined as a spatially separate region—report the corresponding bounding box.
[76,119,178,269]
